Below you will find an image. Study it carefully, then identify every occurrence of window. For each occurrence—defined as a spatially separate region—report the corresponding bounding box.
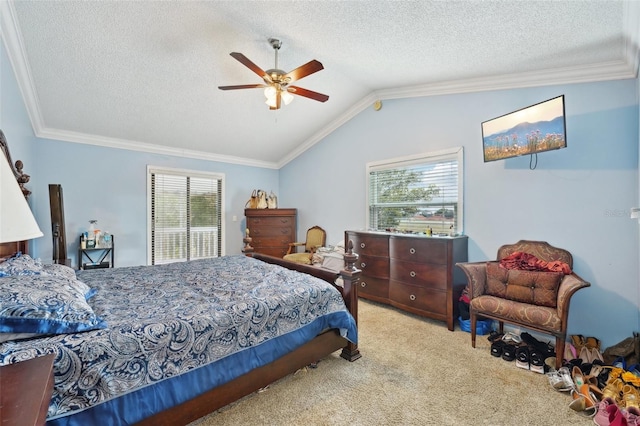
[147,166,224,265]
[367,147,463,235]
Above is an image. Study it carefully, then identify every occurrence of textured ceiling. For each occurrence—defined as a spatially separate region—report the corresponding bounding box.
[1,1,636,168]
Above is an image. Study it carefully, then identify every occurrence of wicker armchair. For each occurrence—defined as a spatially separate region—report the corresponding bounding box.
[456,240,590,368]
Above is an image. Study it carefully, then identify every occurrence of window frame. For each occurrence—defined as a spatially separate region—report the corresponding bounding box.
[365,147,464,235]
[147,165,226,265]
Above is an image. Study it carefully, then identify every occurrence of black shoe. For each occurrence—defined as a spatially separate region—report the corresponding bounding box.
[516,345,530,370]
[529,346,545,373]
[502,343,517,361]
[491,340,505,357]
[487,331,503,343]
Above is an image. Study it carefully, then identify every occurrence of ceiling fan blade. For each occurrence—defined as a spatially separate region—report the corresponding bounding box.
[229,52,271,82]
[218,84,266,90]
[288,86,329,103]
[284,60,324,83]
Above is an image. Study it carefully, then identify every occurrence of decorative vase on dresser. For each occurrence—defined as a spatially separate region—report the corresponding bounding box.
[345,230,468,331]
[245,208,297,257]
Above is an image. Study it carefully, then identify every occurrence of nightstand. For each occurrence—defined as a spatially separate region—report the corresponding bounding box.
[0,354,55,425]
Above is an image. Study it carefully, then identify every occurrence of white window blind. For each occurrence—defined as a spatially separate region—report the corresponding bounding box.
[367,147,463,235]
[148,167,223,265]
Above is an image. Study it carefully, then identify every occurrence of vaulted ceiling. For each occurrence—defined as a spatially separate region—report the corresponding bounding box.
[1,1,637,169]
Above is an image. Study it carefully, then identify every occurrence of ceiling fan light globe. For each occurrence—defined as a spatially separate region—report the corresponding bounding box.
[264,86,277,98]
[282,91,294,105]
[265,97,278,108]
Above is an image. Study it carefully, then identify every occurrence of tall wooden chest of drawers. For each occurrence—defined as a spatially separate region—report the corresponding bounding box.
[345,230,468,331]
[245,209,297,257]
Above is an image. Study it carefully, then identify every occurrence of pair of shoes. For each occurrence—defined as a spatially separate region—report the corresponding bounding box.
[546,366,575,392]
[602,378,625,405]
[593,397,621,426]
[581,345,605,363]
[595,401,632,426]
[490,340,516,361]
[569,366,600,416]
[622,384,640,410]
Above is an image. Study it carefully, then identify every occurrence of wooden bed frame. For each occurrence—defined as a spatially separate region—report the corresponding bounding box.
[0,132,361,425]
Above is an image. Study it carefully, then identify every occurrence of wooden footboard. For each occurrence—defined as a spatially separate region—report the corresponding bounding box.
[136,249,361,426]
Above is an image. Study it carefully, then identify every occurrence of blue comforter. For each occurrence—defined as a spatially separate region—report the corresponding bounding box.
[0,255,357,424]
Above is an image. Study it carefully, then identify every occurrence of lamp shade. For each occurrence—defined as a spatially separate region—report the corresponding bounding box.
[0,151,43,243]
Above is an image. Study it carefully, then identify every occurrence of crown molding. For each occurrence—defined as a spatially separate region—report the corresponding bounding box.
[0,0,46,133]
[36,127,279,169]
[374,60,636,101]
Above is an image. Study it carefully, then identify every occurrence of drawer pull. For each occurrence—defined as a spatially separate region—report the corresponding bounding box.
[360,262,366,268]
[361,281,367,288]
[360,242,366,249]
[410,271,416,278]
[409,248,416,254]
[410,294,416,301]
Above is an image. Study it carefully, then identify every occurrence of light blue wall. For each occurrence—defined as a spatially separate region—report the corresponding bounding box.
[1,42,278,267]
[280,80,640,350]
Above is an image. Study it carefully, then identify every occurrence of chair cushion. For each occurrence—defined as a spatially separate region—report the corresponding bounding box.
[283,252,312,265]
[470,295,561,332]
[486,262,563,308]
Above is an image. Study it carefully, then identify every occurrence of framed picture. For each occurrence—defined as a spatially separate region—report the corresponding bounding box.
[481,95,566,162]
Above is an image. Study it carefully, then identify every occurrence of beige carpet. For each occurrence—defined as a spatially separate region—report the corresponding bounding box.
[189,300,593,426]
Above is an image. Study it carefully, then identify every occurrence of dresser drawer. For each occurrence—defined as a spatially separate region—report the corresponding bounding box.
[356,254,389,279]
[247,216,295,228]
[251,236,292,248]
[347,232,389,257]
[389,259,447,290]
[249,226,294,238]
[389,280,447,316]
[358,275,389,299]
[389,236,448,264]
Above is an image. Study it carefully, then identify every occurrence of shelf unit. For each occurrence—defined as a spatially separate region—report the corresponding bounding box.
[79,235,114,270]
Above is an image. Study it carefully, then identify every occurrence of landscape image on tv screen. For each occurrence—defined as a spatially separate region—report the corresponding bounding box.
[482,95,566,162]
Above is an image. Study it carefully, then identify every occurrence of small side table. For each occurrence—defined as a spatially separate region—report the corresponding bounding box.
[0,354,55,425]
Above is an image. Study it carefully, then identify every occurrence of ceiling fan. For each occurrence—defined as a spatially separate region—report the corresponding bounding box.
[218,38,329,110]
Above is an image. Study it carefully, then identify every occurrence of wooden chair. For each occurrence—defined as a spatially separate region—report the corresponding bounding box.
[283,226,326,265]
[456,240,590,369]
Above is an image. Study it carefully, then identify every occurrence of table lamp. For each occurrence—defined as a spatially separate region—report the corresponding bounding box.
[0,151,43,244]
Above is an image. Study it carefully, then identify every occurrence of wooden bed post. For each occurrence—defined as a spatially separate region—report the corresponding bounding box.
[241,228,254,256]
[339,240,361,361]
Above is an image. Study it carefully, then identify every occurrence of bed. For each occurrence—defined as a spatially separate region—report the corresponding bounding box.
[0,135,360,426]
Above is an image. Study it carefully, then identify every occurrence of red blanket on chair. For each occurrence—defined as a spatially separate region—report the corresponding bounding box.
[499,251,572,274]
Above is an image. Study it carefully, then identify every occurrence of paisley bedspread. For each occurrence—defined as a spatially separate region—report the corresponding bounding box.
[0,255,357,425]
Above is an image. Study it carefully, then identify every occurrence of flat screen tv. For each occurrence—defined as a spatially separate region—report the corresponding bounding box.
[481,95,566,162]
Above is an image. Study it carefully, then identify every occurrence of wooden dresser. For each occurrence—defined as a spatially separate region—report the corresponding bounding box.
[345,231,468,331]
[245,209,297,257]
